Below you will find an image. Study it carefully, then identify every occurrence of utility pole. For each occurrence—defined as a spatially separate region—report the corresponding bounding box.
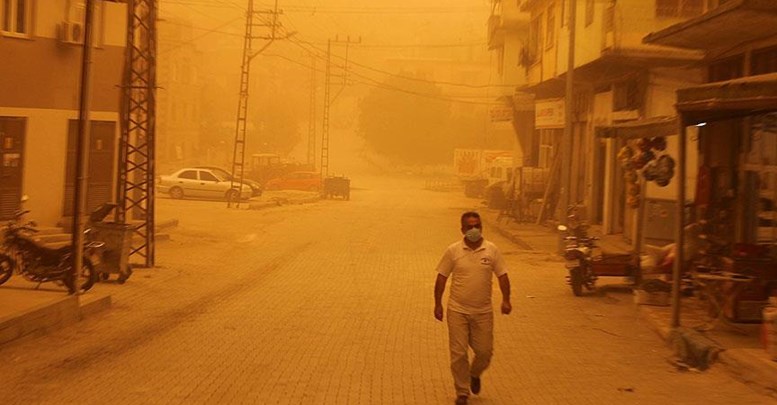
[559,0,577,228]
[117,0,158,267]
[320,36,360,178]
[228,0,287,208]
[307,55,317,168]
[71,0,96,295]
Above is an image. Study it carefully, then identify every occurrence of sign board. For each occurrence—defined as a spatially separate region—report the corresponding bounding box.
[535,98,565,129]
[489,106,513,122]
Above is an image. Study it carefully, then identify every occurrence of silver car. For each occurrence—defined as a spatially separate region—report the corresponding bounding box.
[159,168,252,201]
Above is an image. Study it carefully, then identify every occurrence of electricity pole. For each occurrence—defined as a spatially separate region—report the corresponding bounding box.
[229,0,288,208]
[559,0,577,227]
[320,36,360,178]
[307,55,317,168]
[71,0,96,294]
[117,0,158,267]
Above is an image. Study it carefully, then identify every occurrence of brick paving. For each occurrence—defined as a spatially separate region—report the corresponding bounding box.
[0,175,771,404]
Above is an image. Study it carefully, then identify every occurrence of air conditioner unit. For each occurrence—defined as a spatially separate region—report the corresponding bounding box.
[58,21,84,44]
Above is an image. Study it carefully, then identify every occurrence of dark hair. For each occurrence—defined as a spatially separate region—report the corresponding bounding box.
[460,211,481,228]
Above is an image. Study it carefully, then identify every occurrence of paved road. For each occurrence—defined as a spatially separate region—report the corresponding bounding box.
[0,175,770,404]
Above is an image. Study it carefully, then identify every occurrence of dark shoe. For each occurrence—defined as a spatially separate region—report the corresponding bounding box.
[470,376,481,395]
[455,395,468,405]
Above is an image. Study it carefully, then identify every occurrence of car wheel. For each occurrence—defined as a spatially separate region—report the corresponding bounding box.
[169,187,184,199]
[225,189,240,202]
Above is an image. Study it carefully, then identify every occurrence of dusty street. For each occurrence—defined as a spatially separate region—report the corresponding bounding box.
[0,175,770,404]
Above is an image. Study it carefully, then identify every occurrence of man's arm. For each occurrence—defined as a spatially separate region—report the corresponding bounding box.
[498,273,512,315]
[434,274,447,321]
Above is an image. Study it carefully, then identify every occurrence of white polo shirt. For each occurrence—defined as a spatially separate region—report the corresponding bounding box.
[436,239,508,314]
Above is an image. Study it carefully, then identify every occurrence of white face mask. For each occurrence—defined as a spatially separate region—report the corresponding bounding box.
[465,227,482,243]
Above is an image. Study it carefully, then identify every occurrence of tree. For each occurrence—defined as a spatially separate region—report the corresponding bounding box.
[357,76,456,165]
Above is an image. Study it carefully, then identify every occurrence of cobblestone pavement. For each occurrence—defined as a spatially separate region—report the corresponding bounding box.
[0,175,771,404]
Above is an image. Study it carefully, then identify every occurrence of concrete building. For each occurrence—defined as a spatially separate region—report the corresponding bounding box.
[519,0,721,244]
[156,14,203,175]
[0,0,126,226]
[487,0,532,166]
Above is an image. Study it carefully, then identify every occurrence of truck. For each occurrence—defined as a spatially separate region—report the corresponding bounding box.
[453,149,513,198]
[245,153,314,186]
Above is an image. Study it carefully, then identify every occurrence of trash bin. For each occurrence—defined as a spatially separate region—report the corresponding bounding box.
[88,203,134,284]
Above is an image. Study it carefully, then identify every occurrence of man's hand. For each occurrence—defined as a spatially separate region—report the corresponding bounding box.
[434,304,443,321]
[501,300,512,315]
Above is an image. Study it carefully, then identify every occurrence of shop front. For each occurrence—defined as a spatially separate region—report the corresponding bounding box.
[672,73,777,324]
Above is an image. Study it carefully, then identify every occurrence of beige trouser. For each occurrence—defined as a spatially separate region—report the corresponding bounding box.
[447,310,494,397]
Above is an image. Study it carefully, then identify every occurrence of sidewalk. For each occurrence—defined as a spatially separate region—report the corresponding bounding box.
[483,209,777,398]
[0,278,110,347]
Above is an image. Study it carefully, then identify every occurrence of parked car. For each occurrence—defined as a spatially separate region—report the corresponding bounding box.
[158,168,253,201]
[264,171,322,192]
[195,166,263,197]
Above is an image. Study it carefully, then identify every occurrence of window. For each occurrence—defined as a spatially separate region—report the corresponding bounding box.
[560,0,566,27]
[545,3,555,49]
[200,171,219,182]
[528,15,542,63]
[656,0,704,18]
[708,55,743,82]
[613,79,643,112]
[752,46,777,76]
[585,0,594,26]
[1,0,31,35]
[178,170,197,180]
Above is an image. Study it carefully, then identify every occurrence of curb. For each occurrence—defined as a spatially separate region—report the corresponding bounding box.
[0,291,111,348]
[719,349,777,398]
[248,196,321,210]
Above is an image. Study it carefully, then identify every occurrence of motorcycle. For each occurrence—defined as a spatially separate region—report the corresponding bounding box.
[0,203,102,293]
[558,222,641,296]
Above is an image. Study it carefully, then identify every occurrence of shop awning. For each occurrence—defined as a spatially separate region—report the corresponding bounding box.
[643,0,777,50]
[676,73,777,124]
[595,116,678,140]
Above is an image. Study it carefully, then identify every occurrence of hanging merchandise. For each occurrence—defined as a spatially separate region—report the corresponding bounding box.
[651,136,667,151]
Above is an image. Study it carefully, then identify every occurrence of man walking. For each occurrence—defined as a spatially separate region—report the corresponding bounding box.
[434,211,511,405]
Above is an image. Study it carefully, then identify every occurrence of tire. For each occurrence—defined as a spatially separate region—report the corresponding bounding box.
[225,189,240,202]
[570,267,584,296]
[169,187,184,199]
[0,254,13,285]
[63,260,97,293]
[117,265,133,284]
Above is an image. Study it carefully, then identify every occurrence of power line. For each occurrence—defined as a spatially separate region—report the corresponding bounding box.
[288,36,518,89]
[263,52,501,105]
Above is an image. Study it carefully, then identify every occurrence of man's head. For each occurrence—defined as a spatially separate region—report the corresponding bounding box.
[460,211,483,243]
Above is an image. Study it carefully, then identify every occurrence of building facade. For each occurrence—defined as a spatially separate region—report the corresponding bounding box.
[519,0,722,243]
[0,0,126,226]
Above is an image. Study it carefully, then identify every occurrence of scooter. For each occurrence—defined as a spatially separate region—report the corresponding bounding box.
[0,200,102,293]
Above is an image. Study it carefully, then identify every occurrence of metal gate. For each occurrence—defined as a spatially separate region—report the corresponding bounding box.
[0,117,25,220]
[64,120,116,216]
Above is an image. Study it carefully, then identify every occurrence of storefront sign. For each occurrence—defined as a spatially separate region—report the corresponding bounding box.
[489,106,513,122]
[535,98,565,129]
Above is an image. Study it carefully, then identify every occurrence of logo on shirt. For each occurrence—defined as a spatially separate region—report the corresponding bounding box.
[480,257,492,266]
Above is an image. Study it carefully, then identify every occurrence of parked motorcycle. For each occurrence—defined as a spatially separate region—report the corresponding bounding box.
[0,202,102,293]
[558,223,641,296]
